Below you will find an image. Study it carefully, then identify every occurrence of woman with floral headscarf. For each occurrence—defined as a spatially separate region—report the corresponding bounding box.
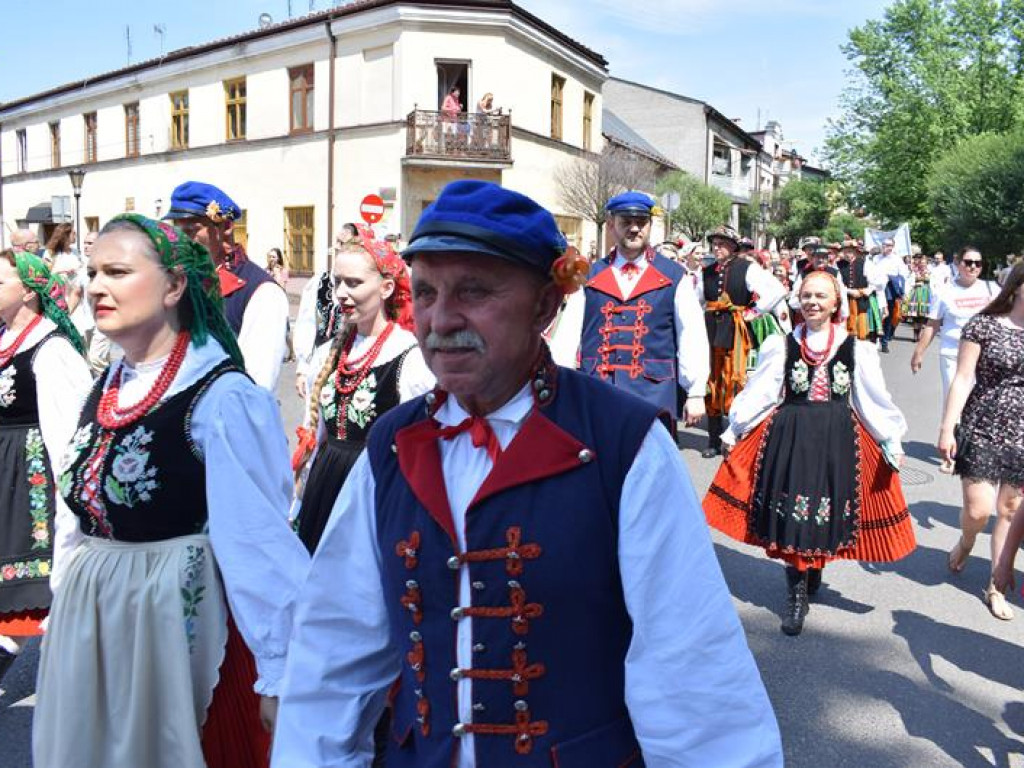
[703,270,915,637]
[33,215,309,768]
[292,232,433,554]
[0,249,90,683]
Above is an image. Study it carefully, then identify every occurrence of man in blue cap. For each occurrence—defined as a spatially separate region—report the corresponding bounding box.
[550,190,709,431]
[272,180,782,768]
[164,180,289,390]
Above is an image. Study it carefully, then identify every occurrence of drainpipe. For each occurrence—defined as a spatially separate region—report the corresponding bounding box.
[326,20,337,268]
[0,122,5,249]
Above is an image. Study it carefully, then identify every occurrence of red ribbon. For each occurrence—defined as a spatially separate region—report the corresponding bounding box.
[437,416,502,463]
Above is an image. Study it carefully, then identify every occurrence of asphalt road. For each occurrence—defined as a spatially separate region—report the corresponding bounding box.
[3,327,1022,767]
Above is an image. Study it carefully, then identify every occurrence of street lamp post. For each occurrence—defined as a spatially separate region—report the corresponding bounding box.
[67,168,86,249]
[759,197,770,248]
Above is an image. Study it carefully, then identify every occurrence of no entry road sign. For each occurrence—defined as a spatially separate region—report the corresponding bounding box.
[360,194,385,224]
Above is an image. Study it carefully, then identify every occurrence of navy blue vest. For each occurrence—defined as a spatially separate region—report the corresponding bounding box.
[367,366,657,768]
[579,252,683,417]
[223,257,279,335]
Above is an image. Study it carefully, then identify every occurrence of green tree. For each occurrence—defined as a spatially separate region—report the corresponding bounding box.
[927,129,1024,265]
[821,211,871,245]
[823,0,1024,249]
[768,179,832,246]
[655,171,731,240]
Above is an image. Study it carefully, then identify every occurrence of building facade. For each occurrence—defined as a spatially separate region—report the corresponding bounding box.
[0,0,607,271]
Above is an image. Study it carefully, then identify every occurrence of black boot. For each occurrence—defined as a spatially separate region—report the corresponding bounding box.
[807,567,823,596]
[781,567,809,636]
[0,647,16,685]
[702,415,723,458]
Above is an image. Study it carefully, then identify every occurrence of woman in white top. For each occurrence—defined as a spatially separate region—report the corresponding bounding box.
[33,214,309,768]
[0,250,91,683]
[292,237,433,553]
[911,246,997,403]
[704,270,915,636]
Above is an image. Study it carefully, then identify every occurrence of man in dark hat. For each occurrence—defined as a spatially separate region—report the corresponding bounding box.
[788,245,849,321]
[272,181,782,768]
[838,238,886,341]
[550,190,709,429]
[164,180,288,390]
[701,224,787,457]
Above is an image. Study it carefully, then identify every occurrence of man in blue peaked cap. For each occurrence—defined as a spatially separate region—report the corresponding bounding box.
[273,180,782,768]
[550,190,710,432]
[164,181,289,391]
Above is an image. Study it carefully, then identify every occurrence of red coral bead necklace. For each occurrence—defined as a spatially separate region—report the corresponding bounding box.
[0,314,43,368]
[335,321,395,395]
[799,322,835,367]
[97,330,191,430]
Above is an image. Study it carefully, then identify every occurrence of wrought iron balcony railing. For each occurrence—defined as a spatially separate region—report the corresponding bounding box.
[405,109,511,161]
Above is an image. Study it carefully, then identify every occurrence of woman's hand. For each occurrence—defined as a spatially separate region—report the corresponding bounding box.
[259,695,279,734]
[937,427,957,463]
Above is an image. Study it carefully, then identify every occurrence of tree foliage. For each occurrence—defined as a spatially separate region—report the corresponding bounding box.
[555,145,658,251]
[768,179,832,246]
[927,129,1024,263]
[823,0,1024,248]
[655,170,731,240]
[822,211,872,245]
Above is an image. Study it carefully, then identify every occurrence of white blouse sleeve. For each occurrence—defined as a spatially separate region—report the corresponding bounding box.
[272,452,399,768]
[293,274,323,379]
[192,372,311,695]
[547,290,585,369]
[746,262,787,314]
[852,340,907,452]
[237,282,290,392]
[397,345,436,402]
[32,337,94,594]
[673,280,710,396]
[722,334,786,446]
[620,424,783,766]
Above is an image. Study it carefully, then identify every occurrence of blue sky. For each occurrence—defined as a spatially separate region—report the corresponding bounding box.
[0,0,892,162]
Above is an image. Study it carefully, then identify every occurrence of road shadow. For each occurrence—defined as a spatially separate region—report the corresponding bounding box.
[904,439,943,467]
[675,426,709,456]
[857,538,998,605]
[906,499,960,531]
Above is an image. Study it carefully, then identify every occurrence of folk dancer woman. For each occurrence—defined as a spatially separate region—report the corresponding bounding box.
[33,215,309,768]
[903,248,932,342]
[703,270,916,636]
[292,235,433,554]
[0,250,90,682]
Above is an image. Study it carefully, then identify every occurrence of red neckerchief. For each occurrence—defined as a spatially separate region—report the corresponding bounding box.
[217,243,250,297]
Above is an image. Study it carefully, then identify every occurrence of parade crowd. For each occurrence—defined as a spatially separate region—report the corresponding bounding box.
[0,178,1022,767]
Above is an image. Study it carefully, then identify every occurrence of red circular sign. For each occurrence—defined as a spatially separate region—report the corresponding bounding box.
[360,194,385,224]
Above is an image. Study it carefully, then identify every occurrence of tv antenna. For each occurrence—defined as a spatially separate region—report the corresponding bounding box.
[154,24,167,57]
[258,12,273,28]
[125,25,132,65]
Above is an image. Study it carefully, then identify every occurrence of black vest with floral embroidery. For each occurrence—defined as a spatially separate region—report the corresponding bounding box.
[783,333,855,404]
[0,332,63,427]
[320,349,410,444]
[59,360,242,543]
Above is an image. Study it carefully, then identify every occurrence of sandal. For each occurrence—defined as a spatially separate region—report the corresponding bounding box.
[984,580,1014,621]
[948,538,972,573]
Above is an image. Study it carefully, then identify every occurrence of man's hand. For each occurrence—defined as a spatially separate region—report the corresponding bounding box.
[683,397,705,427]
[295,373,307,399]
[260,695,279,735]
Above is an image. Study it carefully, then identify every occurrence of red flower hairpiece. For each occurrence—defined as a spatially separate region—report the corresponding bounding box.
[550,246,589,295]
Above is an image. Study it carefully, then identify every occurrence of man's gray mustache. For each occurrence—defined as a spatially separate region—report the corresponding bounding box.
[425,331,486,352]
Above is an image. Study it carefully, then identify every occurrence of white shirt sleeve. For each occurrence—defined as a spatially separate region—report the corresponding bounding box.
[293,274,323,379]
[192,373,311,695]
[788,273,803,312]
[721,334,786,446]
[398,346,436,401]
[673,281,710,396]
[32,337,94,594]
[851,341,907,452]
[237,282,290,391]
[621,423,783,767]
[548,290,585,369]
[745,263,787,314]
[271,452,398,768]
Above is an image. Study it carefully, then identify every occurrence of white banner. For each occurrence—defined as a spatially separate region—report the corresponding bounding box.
[864,223,912,257]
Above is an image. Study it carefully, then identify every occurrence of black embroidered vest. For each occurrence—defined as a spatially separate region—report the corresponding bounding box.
[782,334,856,405]
[60,360,242,543]
[703,258,754,349]
[0,332,63,428]
[321,348,411,444]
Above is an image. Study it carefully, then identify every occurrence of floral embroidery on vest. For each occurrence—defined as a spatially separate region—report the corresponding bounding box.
[0,365,16,408]
[104,426,160,507]
[181,544,207,654]
[790,360,810,394]
[25,428,51,549]
[0,558,49,583]
[831,361,851,396]
[346,372,378,429]
[58,424,94,499]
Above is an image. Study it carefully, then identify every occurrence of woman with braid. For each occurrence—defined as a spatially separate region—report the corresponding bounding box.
[34,215,308,768]
[292,235,432,553]
[0,250,91,684]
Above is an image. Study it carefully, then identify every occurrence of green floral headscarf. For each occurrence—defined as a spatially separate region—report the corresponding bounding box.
[13,251,85,354]
[107,213,244,367]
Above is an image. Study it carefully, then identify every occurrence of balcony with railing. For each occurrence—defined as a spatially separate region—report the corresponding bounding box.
[405,109,512,164]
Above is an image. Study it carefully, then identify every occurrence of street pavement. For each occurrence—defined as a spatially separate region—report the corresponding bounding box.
[2,327,1022,767]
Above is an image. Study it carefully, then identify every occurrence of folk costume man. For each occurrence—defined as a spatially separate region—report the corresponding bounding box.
[702,225,786,458]
[271,181,783,768]
[550,191,709,427]
[838,239,886,341]
[165,181,289,390]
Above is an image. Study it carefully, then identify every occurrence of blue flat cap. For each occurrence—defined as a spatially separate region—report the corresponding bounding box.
[605,191,655,216]
[403,180,566,274]
[164,181,241,223]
